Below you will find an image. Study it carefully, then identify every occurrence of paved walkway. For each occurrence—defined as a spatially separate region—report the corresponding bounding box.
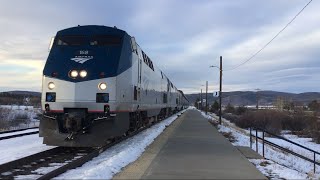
[114,109,266,179]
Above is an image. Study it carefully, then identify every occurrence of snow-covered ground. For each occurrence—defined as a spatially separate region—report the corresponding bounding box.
[0,128,38,138]
[0,134,55,164]
[0,105,40,131]
[0,105,35,110]
[199,110,320,179]
[249,159,309,179]
[56,108,189,179]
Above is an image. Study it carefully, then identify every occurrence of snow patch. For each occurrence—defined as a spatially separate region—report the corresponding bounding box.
[0,134,55,164]
[250,159,308,179]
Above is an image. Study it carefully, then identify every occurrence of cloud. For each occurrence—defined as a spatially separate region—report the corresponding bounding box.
[0,59,44,91]
[217,1,320,93]
[124,0,320,93]
[0,0,319,94]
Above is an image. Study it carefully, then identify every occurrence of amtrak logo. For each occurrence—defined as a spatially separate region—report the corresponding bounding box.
[71,56,93,64]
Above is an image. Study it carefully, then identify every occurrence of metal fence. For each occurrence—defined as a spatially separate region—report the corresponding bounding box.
[250,127,320,173]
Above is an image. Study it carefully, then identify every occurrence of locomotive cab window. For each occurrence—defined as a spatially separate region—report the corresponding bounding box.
[56,36,86,46]
[90,36,122,46]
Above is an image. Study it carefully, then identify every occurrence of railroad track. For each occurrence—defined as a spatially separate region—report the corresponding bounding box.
[0,111,184,179]
[0,147,94,179]
[0,127,38,135]
[0,127,39,141]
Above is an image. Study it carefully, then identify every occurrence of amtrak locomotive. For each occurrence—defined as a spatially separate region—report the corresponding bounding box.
[40,25,189,147]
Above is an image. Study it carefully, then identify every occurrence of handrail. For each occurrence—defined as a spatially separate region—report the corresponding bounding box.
[250,127,320,173]
[255,127,320,155]
[258,136,320,166]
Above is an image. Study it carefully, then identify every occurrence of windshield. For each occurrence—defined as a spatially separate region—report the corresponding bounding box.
[56,36,86,46]
[55,35,122,46]
[90,35,122,46]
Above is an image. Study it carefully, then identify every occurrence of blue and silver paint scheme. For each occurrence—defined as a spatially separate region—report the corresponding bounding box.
[40,25,189,147]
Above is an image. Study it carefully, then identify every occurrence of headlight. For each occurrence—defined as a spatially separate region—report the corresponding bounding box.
[48,82,55,90]
[98,82,107,90]
[79,70,87,78]
[70,70,78,78]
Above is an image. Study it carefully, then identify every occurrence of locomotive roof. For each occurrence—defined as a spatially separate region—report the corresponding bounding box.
[56,25,129,37]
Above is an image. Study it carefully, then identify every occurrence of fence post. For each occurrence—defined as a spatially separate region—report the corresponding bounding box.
[314,152,316,174]
[250,127,252,149]
[256,129,258,153]
[262,131,265,158]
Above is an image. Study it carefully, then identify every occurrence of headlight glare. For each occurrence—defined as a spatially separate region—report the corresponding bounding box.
[98,82,107,90]
[48,82,55,90]
[80,70,87,78]
[70,70,78,78]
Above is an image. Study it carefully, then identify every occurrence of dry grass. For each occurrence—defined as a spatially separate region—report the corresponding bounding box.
[221,131,236,143]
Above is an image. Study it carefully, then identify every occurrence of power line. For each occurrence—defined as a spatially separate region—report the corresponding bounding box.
[224,0,313,71]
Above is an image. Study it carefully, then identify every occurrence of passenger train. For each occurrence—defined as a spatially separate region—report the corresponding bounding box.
[40,25,189,147]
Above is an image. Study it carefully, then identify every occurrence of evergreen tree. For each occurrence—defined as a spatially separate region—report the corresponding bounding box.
[308,100,319,111]
[211,100,219,112]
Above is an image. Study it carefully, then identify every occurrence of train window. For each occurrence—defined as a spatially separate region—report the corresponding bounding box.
[163,93,167,103]
[56,36,85,46]
[134,86,137,100]
[90,36,121,46]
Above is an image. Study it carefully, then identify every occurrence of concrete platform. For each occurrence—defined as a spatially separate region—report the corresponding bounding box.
[236,146,264,159]
[114,110,266,179]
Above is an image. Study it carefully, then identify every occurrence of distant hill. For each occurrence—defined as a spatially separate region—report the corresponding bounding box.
[185,91,320,106]
[2,90,320,107]
[0,91,41,106]
[1,91,41,97]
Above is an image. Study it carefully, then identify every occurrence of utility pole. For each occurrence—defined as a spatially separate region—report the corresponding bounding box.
[200,89,203,110]
[198,92,201,109]
[255,88,261,110]
[206,81,208,115]
[219,56,222,125]
[209,57,223,124]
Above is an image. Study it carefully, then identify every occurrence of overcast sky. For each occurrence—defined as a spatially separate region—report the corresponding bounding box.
[0,0,319,94]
